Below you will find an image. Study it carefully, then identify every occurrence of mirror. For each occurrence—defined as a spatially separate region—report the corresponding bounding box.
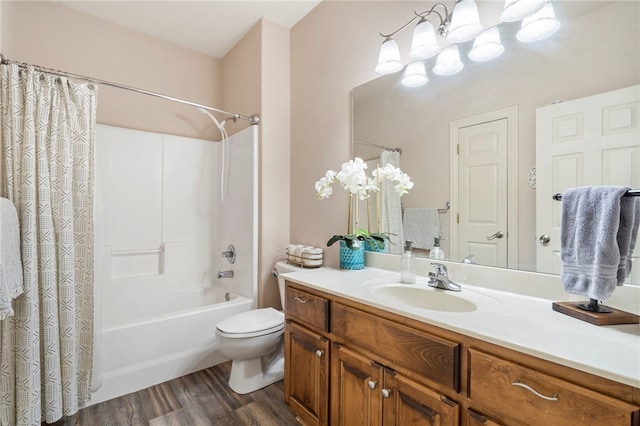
[353,1,640,283]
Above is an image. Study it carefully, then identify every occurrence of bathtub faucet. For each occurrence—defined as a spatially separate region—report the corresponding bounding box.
[221,244,236,264]
[217,270,234,279]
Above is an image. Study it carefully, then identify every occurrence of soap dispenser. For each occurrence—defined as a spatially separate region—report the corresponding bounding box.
[429,237,445,260]
[401,240,416,284]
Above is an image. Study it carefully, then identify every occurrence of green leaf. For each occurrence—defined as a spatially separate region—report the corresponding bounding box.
[326,235,345,247]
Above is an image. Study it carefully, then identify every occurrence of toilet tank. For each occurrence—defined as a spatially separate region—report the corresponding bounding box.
[274,261,304,309]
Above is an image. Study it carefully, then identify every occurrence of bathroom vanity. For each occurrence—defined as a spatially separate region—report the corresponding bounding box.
[282,266,640,426]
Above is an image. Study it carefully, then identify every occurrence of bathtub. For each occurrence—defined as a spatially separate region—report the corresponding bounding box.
[87,286,252,407]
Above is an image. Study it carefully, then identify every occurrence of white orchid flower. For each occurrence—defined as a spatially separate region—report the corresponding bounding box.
[315,157,412,200]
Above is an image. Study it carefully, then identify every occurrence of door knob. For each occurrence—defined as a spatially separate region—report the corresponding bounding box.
[315,350,324,358]
[381,388,391,399]
[368,380,377,390]
[539,234,550,244]
[486,231,504,240]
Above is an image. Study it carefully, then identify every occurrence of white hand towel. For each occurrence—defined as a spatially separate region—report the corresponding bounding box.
[402,207,440,250]
[0,197,24,319]
[560,186,636,300]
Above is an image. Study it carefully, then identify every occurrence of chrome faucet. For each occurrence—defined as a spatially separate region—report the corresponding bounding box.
[217,270,234,279]
[427,263,461,292]
[462,255,476,264]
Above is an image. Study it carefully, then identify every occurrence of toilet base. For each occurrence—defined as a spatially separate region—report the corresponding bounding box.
[228,356,284,394]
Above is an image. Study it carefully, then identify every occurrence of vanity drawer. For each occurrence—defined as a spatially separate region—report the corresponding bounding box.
[331,302,460,391]
[468,349,640,426]
[286,285,329,332]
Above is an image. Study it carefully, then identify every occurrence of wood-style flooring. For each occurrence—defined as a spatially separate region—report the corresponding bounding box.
[47,362,299,425]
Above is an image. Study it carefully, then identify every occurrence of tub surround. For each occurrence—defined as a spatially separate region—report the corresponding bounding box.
[91,124,259,407]
[282,260,640,425]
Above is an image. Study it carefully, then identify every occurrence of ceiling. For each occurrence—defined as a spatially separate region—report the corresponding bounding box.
[60,1,322,59]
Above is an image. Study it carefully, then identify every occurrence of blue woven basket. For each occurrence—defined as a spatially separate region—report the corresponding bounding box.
[364,240,386,253]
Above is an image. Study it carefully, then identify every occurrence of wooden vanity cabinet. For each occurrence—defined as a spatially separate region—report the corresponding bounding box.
[284,286,330,426]
[331,343,460,425]
[468,349,640,426]
[466,409,503,426]
[284,281,640,426]
[285,321,329,425]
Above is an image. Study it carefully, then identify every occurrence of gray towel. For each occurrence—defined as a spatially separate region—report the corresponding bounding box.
[402,207,440,250]
[0,197,24,319]
[560,186,637,300]
[618,197,640,284]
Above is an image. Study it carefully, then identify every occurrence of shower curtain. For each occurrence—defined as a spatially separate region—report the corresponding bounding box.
[0,64,97,424]
[380,149,404,255]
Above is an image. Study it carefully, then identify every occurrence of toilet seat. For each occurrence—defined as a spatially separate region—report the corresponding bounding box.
[216,307,284,339]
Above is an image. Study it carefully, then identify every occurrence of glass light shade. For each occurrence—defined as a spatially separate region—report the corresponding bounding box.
[375,38,403,74]
[446,0,484,43]
[401,61,429,88]
[469,27,505,62]
[499,0,546,22]
[432,45,464,76]
[516,3,560,42]
[409,19,441,60]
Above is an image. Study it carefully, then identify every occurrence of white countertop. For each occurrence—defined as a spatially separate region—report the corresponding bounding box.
[282,266,640,389]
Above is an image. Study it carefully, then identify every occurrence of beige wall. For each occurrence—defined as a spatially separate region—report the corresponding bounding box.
[1,1,222,141]
[222,19,292,309]
[257,20,291,309]
[291,1,418,268]
[291,1,640,269]
[2,2,291,309]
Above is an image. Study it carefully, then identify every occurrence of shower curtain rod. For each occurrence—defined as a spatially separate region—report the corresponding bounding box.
[0,54,260,126]
[354,139,402,154]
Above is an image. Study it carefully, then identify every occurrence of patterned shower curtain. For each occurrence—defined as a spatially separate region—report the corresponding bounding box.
[0,64,97,425]
[380,149,404,255]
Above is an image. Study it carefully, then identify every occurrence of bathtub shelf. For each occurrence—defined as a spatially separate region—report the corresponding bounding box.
[285,248,323,268]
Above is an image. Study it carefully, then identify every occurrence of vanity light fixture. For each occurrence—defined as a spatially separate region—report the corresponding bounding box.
[468,27,505,62]
[433,45,464,76]
[375,0,559,87]
[401,61,429,87]
[516,2,561,42]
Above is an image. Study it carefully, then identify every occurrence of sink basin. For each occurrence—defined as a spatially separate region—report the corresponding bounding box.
[362,277,501,313]
[372,285,477,312]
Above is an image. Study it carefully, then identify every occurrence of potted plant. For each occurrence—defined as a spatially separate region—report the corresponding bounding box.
[315,158,413,269]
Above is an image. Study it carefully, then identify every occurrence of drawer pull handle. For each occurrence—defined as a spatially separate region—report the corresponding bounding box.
[294,297,309,304]
[368,380,377,390]
[512,379,558,401]
[381,388,392,399]
[315,350,324,358]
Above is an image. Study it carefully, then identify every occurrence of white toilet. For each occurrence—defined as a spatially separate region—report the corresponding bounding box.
[215,260,302,394]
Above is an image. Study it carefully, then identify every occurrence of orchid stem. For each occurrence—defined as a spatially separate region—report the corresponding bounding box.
[347,194,352,235]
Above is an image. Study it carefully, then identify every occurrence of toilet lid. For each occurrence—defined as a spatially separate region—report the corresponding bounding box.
[216,307,284,337]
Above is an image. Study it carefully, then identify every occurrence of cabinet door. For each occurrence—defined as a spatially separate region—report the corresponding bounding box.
[284,321,329,426]
[466,409,503,426]
[382,368,460,426]
[331,344,384,426]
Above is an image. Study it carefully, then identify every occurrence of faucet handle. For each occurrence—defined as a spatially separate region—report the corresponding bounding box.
[430,262,448,275]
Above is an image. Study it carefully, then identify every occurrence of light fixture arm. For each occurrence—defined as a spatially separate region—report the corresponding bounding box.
[379,3,450,39]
